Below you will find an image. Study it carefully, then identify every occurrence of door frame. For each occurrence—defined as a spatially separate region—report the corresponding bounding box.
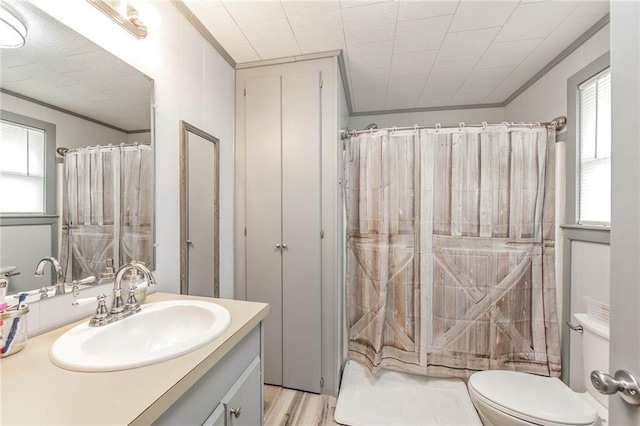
[179,120,220,297]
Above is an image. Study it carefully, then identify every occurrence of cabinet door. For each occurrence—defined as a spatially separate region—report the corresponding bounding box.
[222,357,262,426]
[203,404,225,426]
[245,75,283,386]
[281,71,322,393]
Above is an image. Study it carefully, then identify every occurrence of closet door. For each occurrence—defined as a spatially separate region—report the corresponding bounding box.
[245,75,283,386]
[281,71,322,393]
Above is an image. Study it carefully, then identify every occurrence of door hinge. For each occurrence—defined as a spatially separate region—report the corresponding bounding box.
[244,228,247,236]
[320,230,324,239]
[243,88,246,96]
[320,377,324,388]
[320,79,323,89]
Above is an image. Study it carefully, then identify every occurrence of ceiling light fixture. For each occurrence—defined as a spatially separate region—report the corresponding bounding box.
[0,3,27,49]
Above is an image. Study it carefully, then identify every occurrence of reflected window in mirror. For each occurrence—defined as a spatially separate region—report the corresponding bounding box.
[1,120,47,214]
[0,111,58,294]
[0,112,56,216]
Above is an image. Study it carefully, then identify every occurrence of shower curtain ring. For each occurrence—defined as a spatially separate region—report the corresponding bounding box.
[435,123,441,133]
[414,124,419,132]
[458,122,465,131]
[482,121,488,130]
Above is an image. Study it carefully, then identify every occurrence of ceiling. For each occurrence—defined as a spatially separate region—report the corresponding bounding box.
[182,0,609,114]
[0,1,152,132]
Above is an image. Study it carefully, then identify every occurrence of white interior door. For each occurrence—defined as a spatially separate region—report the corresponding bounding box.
[245,75,283,386]
[609,2,640,423]
[281,71,322,393]
[187,132,218,297]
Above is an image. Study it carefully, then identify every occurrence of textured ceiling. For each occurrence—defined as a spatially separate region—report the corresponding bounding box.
[0,1,152,132]
[183,0,609,113]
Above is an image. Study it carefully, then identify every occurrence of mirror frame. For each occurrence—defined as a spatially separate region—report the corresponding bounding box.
[179,121,219,297]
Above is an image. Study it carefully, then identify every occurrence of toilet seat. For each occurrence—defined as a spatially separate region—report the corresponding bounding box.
[468,371,598,426]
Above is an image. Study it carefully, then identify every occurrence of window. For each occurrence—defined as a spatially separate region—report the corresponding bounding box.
[0,111,55,218]
[578,68,611,225]
[0,119,46,214]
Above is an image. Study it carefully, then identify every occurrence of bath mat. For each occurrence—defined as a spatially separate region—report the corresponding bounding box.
[334,361,482,425]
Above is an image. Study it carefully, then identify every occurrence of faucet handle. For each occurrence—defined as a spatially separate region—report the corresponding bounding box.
[89,294,112,327]
[75,276,96,286]
[126,285,141,314]
[39,287,50,299]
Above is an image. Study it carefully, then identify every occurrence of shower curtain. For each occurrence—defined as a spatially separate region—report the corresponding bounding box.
[345,125,560,379]
[60,144,152,280]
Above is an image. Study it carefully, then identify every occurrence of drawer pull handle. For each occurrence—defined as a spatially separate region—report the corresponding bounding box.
[230,407,241,419]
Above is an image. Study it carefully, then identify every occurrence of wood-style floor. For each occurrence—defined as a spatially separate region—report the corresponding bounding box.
[264,385,342,426]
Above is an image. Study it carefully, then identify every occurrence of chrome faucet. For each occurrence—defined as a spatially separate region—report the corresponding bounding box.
[89,261,156,327]
[34,257,65,295]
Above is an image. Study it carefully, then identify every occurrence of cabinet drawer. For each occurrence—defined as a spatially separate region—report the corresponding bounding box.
[223,357,261,426]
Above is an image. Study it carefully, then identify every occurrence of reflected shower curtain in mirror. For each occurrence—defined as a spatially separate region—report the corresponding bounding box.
[60,144,152,280]
[345,126,560,379]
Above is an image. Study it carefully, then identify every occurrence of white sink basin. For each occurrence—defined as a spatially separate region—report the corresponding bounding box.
[50,300,231,372]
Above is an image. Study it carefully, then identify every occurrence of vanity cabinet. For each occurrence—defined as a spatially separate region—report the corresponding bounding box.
[155,326,263,425]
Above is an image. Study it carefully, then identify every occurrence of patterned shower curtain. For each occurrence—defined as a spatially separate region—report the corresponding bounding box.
[345,126,560,379]
[60,144,152,280]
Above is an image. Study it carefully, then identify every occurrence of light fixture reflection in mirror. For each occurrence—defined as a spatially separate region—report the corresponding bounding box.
[0,2,27,48]
[87,0,148,39]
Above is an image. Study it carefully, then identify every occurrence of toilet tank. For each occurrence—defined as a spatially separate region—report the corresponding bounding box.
[574,313,610,408]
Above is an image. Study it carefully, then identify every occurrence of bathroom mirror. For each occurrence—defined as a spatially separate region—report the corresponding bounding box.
[0,0,154,297]
[179,121,219,298]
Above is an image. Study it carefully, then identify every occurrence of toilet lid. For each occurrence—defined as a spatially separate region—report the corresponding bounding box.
[468,371,598,425]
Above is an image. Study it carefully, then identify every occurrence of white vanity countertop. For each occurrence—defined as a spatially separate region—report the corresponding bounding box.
[0,293,269,425]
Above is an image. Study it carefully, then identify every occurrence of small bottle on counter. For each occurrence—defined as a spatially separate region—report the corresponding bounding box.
[97,259,115,286]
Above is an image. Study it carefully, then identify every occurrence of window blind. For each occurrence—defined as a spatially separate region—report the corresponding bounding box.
[578,69,611,224]
[0,120,46,214]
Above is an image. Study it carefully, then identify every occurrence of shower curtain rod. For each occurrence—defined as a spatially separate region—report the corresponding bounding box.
[57,142,150,156]
[340,116,567,140]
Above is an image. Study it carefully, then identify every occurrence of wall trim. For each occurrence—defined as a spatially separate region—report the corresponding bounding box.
[337,51,354,117]
[235,50,342,70]
[561,225,611,244]
[170,0,236,68]
[503,14,610,106]
[350,102,505,117]
[0,215,59,226]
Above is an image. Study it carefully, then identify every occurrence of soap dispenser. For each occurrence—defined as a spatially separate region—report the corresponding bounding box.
[97,259,115,286]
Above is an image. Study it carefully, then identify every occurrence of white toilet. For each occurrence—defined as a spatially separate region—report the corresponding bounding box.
[468,314,609,426]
